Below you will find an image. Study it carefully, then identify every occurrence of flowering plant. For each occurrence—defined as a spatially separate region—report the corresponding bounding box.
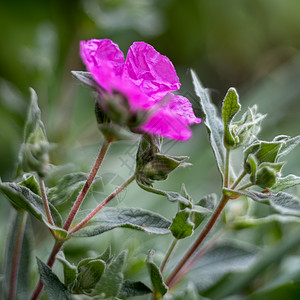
[1,39,300,300]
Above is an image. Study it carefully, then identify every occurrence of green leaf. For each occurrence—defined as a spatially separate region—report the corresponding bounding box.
[48,172,102,207]
[271,174,300,193]
[189,241,258,293]
[255,141,282,164]
[170,209,194,239]
[71,71,98,88]
[37,258,73,300]
[0,182,67,238]
[118,280,152,298]
[231,215,300,230]
[20,88,50,177]
[92,250,127,298]
[1,212,31,300]
[191,70,225,176]
[196,193,218,210]
[20,174,40,196]
[147,250,168,298]
[72,207,171,237]
[57,253,77,287]
[277,135,300,159]
[222,88,241,148]
[191,205,213,229]
[24,88,46,142]
[237,190,300,216]
[76,259,105,292]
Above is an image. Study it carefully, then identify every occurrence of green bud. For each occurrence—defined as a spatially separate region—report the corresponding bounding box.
[142,154,190,181]
[76,259,105,292]
[255,166,277,189]
[20,140,50,178]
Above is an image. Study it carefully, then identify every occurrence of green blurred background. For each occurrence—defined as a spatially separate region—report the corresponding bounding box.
[1,0,300,297]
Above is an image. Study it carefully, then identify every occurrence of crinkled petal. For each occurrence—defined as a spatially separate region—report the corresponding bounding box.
[141,110,192,141]
[123,42,180,99]
[168,95,201,125]
[80,39,125,77]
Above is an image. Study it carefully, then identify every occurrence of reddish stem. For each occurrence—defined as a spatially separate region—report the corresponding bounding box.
[166,195,229,288]
[39,178,55,226]
[9,212,27,300]
[63,140,110,231]
[69,175,135,235]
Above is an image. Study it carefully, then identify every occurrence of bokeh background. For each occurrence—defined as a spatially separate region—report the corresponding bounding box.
[1,0,300,298]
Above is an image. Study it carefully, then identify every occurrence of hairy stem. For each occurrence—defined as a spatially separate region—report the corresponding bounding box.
[69,175,135,235]
[224,148,231,188]
[160,238,178,274]
[166,195,229,288]
[9,212,28,300]
[30,241,64,300]
[63,140,111,231]
[231,170,247,189]
[39,178,54,226]
[168,231,223,288]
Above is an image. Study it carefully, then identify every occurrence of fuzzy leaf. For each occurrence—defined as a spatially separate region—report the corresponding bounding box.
[0,182,67,238]
[72,207,171,237]
[238,190,300,216]
[24,88,46,142]
[48,172,102,206]
[255,141,282,164]
[271,174,300,193]
[71,71,98,88]
[37,258,73,300]
[57,254,77,287]
[191,69,225,176]
[196,193,218,210]
[119,280,152,298]
[20,174,40,196]
[76,259,105,292]
[232,215,300,230]
[147,250,168,298]
[92,250,127,298]
[222,88,241,148]
[277,135,300,159]
[170,209,194,239]
[189,242,258,292]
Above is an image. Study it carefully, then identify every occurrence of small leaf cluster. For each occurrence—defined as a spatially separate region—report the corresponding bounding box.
[169,186,216,240]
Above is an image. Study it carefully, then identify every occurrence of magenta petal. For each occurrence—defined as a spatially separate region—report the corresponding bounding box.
[141,110,192,141]
[168,95,201,125]
[80,39,125,77]
[123,42,180,99]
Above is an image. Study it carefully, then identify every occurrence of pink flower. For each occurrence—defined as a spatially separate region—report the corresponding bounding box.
[80,39,201,140]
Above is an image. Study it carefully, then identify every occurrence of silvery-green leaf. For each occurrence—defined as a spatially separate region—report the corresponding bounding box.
[147,250,168,298]
[191,70,225,176]
[92,250,127,298]
[271,174,300,193]
[37,258,73,300]
[72,207,171,237]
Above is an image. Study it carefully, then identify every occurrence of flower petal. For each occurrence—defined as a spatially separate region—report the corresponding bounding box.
[168,95,201,125]
[80,39,125,77]
[141,110,193,141]
[123,42,180,99]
